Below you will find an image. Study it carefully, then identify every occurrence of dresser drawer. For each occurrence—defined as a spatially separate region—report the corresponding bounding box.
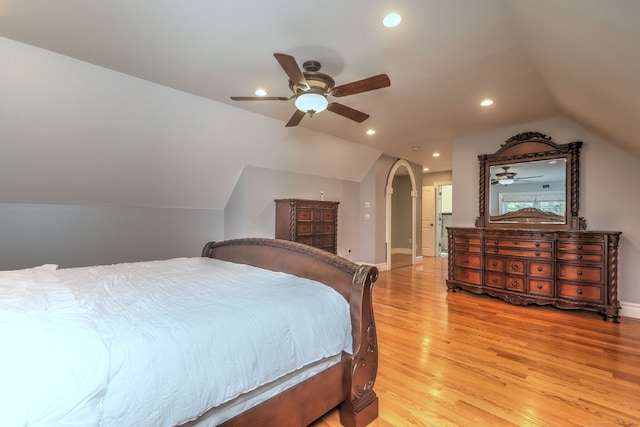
[297,236,313,245]
[321,223,334,234]
[297,223,313,235]
[302,221,334,235]
[557,252,603,262]
[558,283,603,303]
[455,254,481,268]
[528,279,553,296]
[313,235,335,248]
[485,272,505,289]
[528,261,553,278]
[486,247,553,259]
[296,209,313,221]
[558,241,604,252]
[313,209,335,221]
[485,257,505,272]
[506,275,525,292]
[506,259,526,275]
[456,243,482,253]
[558,264,603,283]
[485,239,553,250]
[455,267,482,285]
[455,236,481,246]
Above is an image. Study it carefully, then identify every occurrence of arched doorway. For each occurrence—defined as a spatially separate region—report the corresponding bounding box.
[385,159,417,270]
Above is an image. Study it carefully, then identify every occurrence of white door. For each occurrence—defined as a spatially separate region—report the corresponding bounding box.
[422,186,436,257]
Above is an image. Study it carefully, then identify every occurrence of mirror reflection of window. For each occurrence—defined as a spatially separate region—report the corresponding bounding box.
[489,159,566,217]
[499,191,566,215]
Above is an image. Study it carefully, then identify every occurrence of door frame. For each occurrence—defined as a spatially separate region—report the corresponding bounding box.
[385,159,418,270]
[435,180,452,257]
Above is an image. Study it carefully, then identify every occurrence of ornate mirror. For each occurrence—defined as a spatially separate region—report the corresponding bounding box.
[476,132,584,230]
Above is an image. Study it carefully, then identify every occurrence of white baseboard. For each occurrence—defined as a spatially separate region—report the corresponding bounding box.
[390,247,412,255]
[620,301,640,319]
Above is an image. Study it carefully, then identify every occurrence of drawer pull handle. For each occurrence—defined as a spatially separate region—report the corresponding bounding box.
[577,244,583,250]
[494,240,499,244]
[512,264,521,271]
[512,280,520,287]
[577,270,583,276]
[492,262,497,267]
[537,267,543,272]
[494,248,499,253]
[537,284,543,289]
[535,242,540,247]
[577,288,583,295]
[492,278,497,283]
[464,273,469,278]
[535,251,540,257]
[577,255,583,260]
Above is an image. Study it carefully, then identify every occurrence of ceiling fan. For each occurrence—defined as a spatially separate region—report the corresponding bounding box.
[491,166,543,185]
[230,53,391,127]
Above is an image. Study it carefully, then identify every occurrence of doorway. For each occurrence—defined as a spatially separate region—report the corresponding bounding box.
[437,183,452,257]
[385,160,417,270]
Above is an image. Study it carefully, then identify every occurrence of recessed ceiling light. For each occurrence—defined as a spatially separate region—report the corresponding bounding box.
[423,167,430,172]
[480,99,494,107]
[412,146,420,151]
[366,129,376,135]
[383,12,402,28]
[255,89,267,96]
[432,152,440,157]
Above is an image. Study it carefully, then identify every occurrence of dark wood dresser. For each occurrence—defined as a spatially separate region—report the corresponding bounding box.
[275,199,339,254]
[446,228,621,321]
[449,132,624,322]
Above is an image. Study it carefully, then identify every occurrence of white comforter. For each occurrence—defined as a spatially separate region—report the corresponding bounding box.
[0,258,352,427]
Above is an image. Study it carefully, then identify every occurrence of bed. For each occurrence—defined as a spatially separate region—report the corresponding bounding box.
[0,238,379,427]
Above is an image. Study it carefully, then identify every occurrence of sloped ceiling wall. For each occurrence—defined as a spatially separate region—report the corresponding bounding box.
[505,0,640,158]
[0,37,382,210]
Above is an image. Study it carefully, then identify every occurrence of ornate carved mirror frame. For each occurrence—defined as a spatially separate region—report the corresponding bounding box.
[476,132,584,230]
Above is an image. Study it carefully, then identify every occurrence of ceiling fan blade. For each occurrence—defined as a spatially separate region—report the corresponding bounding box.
[515,175,544,180]
[331,74,390,97]
[327,103,370,123]
[274,53,309,90]
[230,96,290,101]
[285,110,306,127]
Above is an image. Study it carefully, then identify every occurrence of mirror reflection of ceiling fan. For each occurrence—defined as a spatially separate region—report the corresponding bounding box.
[491,166,543,185]
[230,53,391,127]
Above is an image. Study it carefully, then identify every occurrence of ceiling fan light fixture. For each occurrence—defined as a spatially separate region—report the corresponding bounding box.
[498,177,514,185]
[295,92,328,115]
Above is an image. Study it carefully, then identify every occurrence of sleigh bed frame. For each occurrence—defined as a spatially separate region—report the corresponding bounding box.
[200,238,379,427]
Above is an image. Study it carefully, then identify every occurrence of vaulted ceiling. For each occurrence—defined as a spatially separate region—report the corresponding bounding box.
[1,0,639,174]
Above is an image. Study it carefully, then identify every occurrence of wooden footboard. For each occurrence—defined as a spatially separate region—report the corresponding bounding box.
[202,238,379,427]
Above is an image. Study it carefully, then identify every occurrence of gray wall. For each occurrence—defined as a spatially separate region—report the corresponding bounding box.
[224,166,361,261]
[0,204,223,269]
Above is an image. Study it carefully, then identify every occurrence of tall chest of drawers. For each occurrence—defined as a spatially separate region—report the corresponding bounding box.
[447,228,622,322]
[275,199,339,254]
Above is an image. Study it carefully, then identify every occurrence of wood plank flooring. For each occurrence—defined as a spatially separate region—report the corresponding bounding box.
[311,257,640,427]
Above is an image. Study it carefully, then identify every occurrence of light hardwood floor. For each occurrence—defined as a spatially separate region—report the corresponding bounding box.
[311,257,640,427]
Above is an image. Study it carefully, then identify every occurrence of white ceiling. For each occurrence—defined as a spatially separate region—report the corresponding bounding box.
[1,0,639,173]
